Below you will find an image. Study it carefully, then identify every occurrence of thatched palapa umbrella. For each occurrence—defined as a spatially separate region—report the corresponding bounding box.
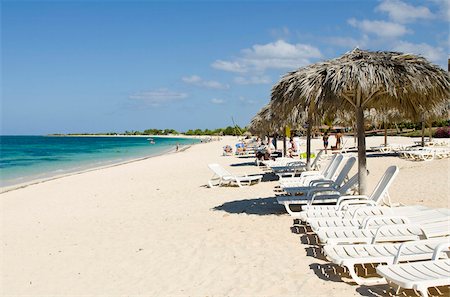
[249,102,308,156]
[272,48,450,194]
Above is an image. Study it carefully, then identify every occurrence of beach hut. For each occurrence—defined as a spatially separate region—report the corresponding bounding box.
[271,48,450,194]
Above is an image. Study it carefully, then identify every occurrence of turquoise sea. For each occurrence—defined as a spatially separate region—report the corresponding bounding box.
[0,136,200,187]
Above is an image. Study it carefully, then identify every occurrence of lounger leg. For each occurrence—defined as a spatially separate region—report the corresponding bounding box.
[284,203,301,216]
[345,263,386,285]
[236,180,243,187]
[416,286,429,297]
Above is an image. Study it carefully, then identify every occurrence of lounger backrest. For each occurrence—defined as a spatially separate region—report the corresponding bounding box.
[369,165,399,204]
[338,173,358,194]
[208,163,232,178]
[310,150,324,170]
[333,156,356,186]
[323,154,344,179]
[320,153,338,176]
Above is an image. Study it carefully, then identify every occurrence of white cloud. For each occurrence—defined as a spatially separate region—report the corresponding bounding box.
[238,96,257,105]
[376,0,434,23]
[392,41,446,65]
[348,18,410,38]
[181,75,202,84]
[211,60,247,73]
[234,75,271,85]
[428,0,450,21]
[129,89,188,107]
[269,26,290,39]
[211,40,322,73]
[211,98,225,104]
[181,75,229,89]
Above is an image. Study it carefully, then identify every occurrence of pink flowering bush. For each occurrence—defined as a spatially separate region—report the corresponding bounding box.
[434,126,450,138]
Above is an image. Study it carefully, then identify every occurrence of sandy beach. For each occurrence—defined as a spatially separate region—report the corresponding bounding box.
[1,135,449,296]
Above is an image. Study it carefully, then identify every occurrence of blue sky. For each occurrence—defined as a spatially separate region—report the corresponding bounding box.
[2,0,449,134]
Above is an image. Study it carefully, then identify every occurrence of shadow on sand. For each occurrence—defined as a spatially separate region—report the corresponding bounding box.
[309,262,349,283]
[230,162,257,167]
[212,197,286,215]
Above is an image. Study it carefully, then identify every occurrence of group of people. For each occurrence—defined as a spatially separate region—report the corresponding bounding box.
[224,130,344,159]
[322,130,343,153]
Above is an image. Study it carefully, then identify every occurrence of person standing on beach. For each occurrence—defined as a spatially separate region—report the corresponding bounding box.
[322,132,329,154]
[335,130,343,149]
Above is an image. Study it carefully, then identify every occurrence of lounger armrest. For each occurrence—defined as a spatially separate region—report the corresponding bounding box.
[309,180,335,187]
[432,241,450,260]
[336,195,369,205]
[307,188,340,198]
[371,223,422,244]
[392,238,449,264]
[362,215,410,229]
[277,172,295,179]
[337,199,376,211]
[308,193,340,205]
[298,171,321,177]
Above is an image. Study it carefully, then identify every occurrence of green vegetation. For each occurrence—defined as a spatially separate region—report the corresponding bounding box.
[184,125,247,136]
[124,129,179,135]
[50,125,249,136]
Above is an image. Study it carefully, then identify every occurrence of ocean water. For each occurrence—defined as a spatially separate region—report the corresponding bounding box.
[0,136,200,187]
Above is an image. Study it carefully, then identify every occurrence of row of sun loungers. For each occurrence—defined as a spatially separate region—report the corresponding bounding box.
[275,161,450,295]
[299,203,450,293]
[398,147,450,161]
[371,143,450,161]
[207,148,449,295]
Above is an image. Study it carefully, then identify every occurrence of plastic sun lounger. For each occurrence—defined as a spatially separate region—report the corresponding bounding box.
[207,163,262,188]
[282,156,356,195]
[277,173,358,213]
[323,238,450,285]
[277,152,337,182]
[278,154,343,186]
[306,205,430,231]
[376,242,450,297]
[294,165,399,220]
[271,150,324,178]
[316,209,450,245]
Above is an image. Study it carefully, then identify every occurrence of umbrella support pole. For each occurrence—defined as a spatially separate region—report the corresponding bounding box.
[384,123,387,146]
[306,118,312,170]
[421,121,425,147]
[356,105,368,196]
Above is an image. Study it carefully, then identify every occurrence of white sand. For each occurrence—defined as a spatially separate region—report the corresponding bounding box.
[1,135,449,296]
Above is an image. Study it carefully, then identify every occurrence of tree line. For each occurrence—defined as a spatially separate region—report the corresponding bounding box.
[123,125,248,136]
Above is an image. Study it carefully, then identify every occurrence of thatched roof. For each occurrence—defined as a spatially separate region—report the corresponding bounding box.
[271,48,450,120]
[248,102,308,135]
[271,48,450,195]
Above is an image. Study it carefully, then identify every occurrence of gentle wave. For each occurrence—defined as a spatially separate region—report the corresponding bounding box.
[0,136,200,187]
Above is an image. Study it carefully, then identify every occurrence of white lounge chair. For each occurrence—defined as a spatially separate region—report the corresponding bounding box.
[277,173,358,214]
[270,150,325,178]
[295,165,399,220]
[278,154,344,186]
[323,238,449,285]
[307,205,430,232]
[207,163,262,188]
[282,156,356,195]
[376,241,450,297]
[316,210,450,245]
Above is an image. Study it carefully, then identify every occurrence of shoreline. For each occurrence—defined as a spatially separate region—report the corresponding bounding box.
[0,144,193,194]
[45,134,215,139]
